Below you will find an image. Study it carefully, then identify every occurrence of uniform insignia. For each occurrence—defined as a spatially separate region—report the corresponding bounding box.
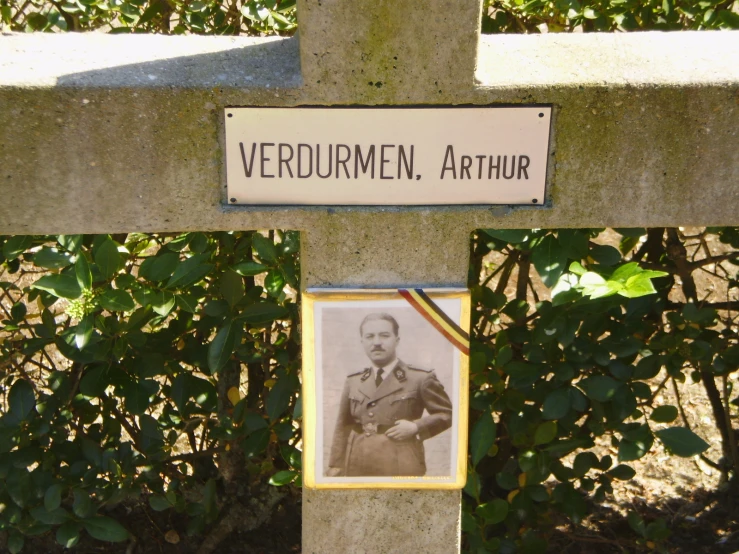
[395,367,407,382]
[359,368,372,381]
[407,364,432,373]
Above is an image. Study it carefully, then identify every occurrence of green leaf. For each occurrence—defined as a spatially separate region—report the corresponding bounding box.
[269,470,297,486]
[149,495,173,511]
[94,239,122,279]
[56,522,82,548]
[590,244,621,265]
[6,470,31,507]
[470,412,497,466]
[533,421,557,445]
[619,437,653,462]
[58,235,83,253]
[476,498,509,524]
[73,489,93,518]
[557,229,589,259]
[628,510,646,537]
[145,253,180,282]
[572,452,598,477]
[251,233,278,263]
[151,291,175,316]
[542,388,571,420]
[138,414,164,453]
[83,516,130,542]
[220,270,244,309]
[482,229,531,244]
[242,428,270,457]
[79,365,108,397]
[74,314,95,350]
[176,293,199,313]
[8,379,35,424]
[45,483,64,511]
[170,374,191,413]
[124,382,151,415]
[650,405,678,423]
[266,373,299,421]
[237,302,289,324]
[32,274,82,299]
[264,269,286,297]
[10,301,26,321]
[98,289,135,312]
[3,235,34,261]
[232,261,268,276]
[30,505,71,525]
[610,262,642,283]
[532,234,567,287]
[75,254,92,290]
[579,376,621,402]
[608,464,636,480]
[655,427,709,457]
[569,261,587,276]
[166,254,213,289]
[34,247,72,269]
[7,530,24,554]
[202,478,218,519]
[619,273,659,298]
[208,320,242,374]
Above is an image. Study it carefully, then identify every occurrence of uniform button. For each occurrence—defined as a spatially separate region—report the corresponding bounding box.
[368,402,375,407]
[368,412,374,417]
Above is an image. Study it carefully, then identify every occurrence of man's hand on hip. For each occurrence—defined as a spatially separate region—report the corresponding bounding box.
[385,420,419,440]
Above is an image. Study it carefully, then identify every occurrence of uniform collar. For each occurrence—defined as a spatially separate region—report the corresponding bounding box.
[372,358,399,377]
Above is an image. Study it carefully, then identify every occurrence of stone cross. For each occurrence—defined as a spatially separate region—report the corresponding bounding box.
[1,0,738,550]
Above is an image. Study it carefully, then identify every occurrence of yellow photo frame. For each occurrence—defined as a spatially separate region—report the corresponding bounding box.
[302,288,470,489]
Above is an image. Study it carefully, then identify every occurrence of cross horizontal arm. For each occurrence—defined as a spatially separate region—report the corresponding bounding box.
[1,31,738,236]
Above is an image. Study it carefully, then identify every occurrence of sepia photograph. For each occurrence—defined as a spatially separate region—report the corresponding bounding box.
[302,289,469,489]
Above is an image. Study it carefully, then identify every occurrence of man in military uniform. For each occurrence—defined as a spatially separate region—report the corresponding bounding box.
[327,312,453,477]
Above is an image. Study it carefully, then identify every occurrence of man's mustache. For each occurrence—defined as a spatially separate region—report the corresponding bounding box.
[371,347,385,352]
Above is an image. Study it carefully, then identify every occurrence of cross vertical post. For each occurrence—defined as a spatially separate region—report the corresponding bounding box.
[296,3,483,550]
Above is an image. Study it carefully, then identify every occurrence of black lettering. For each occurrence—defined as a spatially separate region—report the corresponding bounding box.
[278,144,294,178]
[518,155,530,179]
[336,144,351,179]
[239,142,257,178]
[460,156,472,179]
[380,145,395,180]
[398,145,414,179]
[316,144,333,179]
[503,155,515,179]
[298,144,313,178]
[488,155,501,179]
[355,145,375,178]
[440,145,456,179]
[476,155,486,179]
[260,143,275,178]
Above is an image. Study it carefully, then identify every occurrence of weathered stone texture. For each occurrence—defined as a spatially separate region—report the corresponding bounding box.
[1,32,737,236]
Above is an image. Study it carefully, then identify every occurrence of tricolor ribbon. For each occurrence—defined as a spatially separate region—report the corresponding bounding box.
[398,289,470,355]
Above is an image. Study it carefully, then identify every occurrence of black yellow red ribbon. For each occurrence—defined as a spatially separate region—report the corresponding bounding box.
[398,289,470,355]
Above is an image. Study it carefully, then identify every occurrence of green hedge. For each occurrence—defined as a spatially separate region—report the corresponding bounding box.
[1,228,738,552]
[3,0,736,34]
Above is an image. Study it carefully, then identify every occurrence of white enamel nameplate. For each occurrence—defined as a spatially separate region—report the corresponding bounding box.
[224,107,551,206]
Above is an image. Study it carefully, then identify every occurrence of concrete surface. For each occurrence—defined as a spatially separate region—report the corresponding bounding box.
[1,32,738,241]
[302,488,461,554]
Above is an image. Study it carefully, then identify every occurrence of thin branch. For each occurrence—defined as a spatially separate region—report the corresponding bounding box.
[136,447,225,467]
[664,301,736,312]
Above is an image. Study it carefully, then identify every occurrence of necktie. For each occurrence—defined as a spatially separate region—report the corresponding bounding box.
[375,368,384,388]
